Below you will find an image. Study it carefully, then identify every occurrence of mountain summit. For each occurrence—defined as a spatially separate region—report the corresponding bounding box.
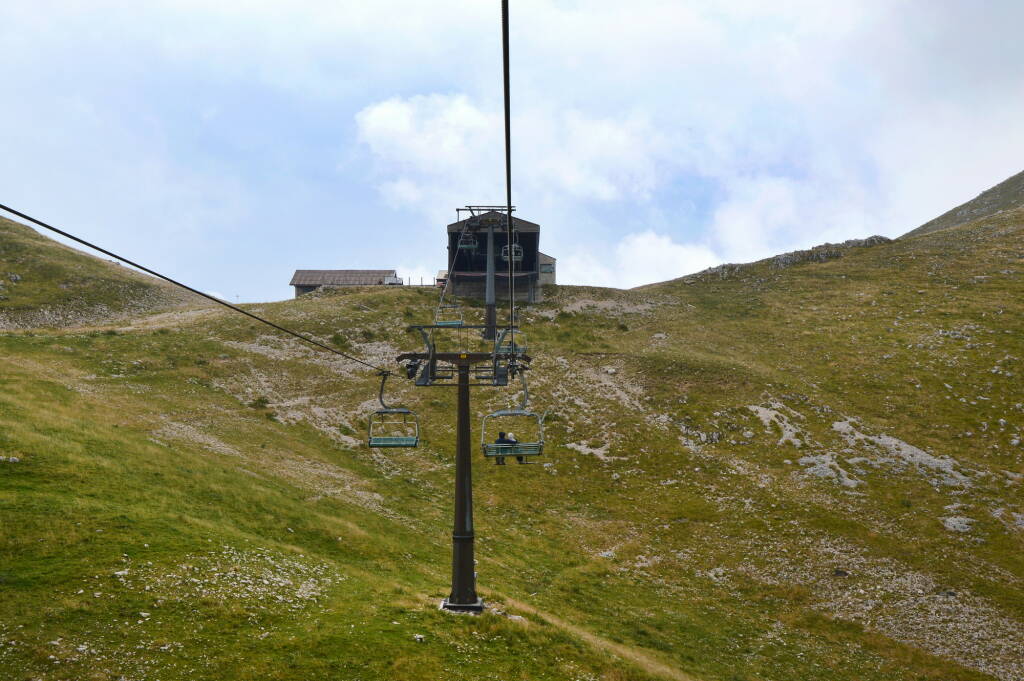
[903,169,1024,238]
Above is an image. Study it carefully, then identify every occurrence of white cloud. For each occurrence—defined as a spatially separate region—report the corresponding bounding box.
[351,1,1024,287]
[395,265,439,287]
[356,94,677,223]
[561,231,720,289]
[3,1,1023,295]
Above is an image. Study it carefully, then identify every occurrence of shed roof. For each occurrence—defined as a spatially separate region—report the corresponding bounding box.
[447,211,539,233]
[538,251,556,264]
[290,269,397,286]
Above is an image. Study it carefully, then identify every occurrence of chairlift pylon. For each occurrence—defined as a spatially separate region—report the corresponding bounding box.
[481,370,545,463]
[368,371,420,448]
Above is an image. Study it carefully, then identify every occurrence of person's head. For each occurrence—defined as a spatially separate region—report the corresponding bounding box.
[507,432,515,440]
[498,432,506,438]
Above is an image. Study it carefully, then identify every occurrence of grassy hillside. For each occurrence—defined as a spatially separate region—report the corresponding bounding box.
[903,169,1024,238]
[0,216,200,329]
[1,208,1022,680]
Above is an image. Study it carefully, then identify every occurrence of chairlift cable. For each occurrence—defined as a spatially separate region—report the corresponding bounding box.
[501,0,515,354]
[0,202,388,374]
[436,219,472,315]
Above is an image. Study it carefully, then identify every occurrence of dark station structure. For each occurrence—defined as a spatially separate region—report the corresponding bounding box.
[446,208,555,304]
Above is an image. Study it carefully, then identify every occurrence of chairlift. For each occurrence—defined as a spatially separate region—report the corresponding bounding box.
[457,232,478,250]
[501,243,523,263]
[434,306,464,327]
[481,372,545,464]
[494,327,527,356]
[367,372,419,448]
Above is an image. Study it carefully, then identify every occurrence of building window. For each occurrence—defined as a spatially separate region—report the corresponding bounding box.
[540,263,555,273]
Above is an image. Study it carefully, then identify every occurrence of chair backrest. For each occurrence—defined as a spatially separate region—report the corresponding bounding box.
[368,407,419,448]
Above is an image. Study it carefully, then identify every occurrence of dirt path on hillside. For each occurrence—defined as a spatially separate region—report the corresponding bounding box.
[494,594,700,681]
[114,306,223,331]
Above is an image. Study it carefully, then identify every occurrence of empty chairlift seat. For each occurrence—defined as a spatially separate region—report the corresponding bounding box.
[367,372,420,448]
[501,244,524,262]
[494,328,527,356]
[368,407,420,448]
[434,305,464,327]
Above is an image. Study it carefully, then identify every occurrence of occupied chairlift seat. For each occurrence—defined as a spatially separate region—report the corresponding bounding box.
[481,372,545,462]
[367,372,420,448]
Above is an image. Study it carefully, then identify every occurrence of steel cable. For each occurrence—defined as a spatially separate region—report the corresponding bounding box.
[0,203,389,374]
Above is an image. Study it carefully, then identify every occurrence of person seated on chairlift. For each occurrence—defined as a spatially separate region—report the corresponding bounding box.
[494,431,525,465]
[507,432,526,464]
[494,431,518,465]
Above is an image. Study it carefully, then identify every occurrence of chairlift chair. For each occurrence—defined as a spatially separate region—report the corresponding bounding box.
[501,243,523,263]
[456,232,478,250]
[367,372,420,448]
[434,307,464,327]
[481,372,545,463]
[494,327,527,357]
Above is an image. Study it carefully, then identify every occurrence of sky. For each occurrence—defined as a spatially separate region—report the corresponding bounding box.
[1,1,1023,301]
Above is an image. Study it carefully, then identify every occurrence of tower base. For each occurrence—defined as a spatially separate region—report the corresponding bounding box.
[441,598,485,614]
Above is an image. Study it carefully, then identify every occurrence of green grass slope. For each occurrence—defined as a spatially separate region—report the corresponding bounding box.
[0,216,201,329]
[1,208,1022,680]
[903,168,1024,238]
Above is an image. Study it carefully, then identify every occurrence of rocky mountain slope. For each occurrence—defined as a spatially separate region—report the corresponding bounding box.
[1,204,1022,680]
[0,215,201,329]
[903,169,1024,238]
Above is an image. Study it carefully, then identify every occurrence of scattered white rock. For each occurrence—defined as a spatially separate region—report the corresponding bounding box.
[832,420,971,487]
[798,453,861,488]
[942,516,975,533]
[748,401,804,447]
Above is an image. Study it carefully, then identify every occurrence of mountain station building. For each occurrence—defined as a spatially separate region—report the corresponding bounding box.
[446,211,555,302]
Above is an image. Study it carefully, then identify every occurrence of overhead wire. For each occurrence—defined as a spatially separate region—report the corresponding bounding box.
[431,215,477,354]
[501,0,516,354]
[0,203,389,374]
[435,215,473,317]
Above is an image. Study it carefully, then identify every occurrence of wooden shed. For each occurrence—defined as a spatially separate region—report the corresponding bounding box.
[289,269,402,297]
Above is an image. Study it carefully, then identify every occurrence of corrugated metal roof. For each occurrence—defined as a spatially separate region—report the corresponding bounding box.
[447,211,540,233]
[290,269,397,286]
